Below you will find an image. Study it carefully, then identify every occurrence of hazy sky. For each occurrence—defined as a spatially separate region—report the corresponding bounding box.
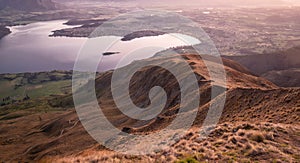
[139,0,300,7]
[57,0,300,8]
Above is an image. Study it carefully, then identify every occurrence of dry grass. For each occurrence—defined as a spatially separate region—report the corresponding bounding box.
[1,54,299,162]
[50,122,300,163]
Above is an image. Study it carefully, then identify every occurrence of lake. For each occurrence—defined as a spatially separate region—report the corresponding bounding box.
[0,20,199,73]
[0,20,86,73]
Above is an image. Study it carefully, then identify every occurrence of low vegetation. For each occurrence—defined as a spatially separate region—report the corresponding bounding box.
[0,71,72,106]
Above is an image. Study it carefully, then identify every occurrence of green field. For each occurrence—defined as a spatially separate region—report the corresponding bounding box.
[0,71,72,106]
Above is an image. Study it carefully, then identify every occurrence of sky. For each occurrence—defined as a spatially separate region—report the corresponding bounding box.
[138,0,300,7]
[53,0,300,9]
[70,0,300,8]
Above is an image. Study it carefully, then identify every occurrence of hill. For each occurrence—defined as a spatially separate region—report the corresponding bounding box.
[158,46,300,87]
[261,68,300,88]
[224,46,300,87]
[0,53,299,162]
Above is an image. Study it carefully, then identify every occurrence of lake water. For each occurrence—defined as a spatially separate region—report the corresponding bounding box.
[0,20,86,73]
[0,20,199,73]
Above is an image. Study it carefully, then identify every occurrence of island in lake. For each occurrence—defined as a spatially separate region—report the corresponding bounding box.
[0,26,11,39]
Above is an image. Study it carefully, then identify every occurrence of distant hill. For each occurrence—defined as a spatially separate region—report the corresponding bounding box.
[224,46,300,87]
[0,0,58,11]
[159,45,300,87]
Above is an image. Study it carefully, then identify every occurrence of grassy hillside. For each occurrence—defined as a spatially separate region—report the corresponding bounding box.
[0,54,299,162]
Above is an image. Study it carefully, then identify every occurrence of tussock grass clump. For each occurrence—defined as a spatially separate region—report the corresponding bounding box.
[176,156,199,163]
[248,132,265,143]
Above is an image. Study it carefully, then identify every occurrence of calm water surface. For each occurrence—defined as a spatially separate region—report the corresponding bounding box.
[0,20,86,73]
[0,20,199,73]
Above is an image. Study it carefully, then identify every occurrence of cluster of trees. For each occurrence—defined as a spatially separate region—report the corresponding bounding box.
[0,94,30,106]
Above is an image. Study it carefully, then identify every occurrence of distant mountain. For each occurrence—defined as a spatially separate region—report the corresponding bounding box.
[0,0,58,11]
